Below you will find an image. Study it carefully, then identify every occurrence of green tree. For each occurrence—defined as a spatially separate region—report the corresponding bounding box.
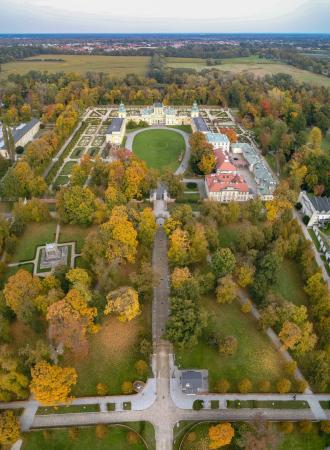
[212,248,236,278]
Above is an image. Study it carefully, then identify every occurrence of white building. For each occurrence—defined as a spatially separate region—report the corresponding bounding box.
[299,191,330,227]
[105,118,126,145]
[0,118,40,159]
[206,132,230,152]
[139,103,186,126]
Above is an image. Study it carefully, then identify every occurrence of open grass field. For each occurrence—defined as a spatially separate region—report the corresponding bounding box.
[22,424,153,450]
[132,129,185,172]
[166,56,330,87]
[175,297,289,392]
[272,259,308,306]
[11,222,57,262]
[58,224,96,252]
[177,421,329,450]
[0,55,150,79]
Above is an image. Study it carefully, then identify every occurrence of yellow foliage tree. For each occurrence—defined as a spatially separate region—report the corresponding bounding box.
[208,422,235,449]
[265,198,292,222]
[279,321,302,350]
[104,287,140,322]
[168,228,190,266]
[171,267,192,290]
[0,411,21,445]
[101,206,138,263]
[235,264,255,288]
[198,153,216,175]
[138,207,156,247]
[30,361,77,405]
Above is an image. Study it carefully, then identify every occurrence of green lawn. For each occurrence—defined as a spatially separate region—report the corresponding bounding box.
[132,129,186,172]
[272,259,308,305]
[175,297,290,392]
[59,161,77,176]
[11,222,57,262]
[176,422,329,450]
[58,224,96,252]
[22,424,153,450]
[169,125,192,133]
[1,55,151,79]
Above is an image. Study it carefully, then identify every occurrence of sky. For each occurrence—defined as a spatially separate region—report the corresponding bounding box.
[0,0,329,33]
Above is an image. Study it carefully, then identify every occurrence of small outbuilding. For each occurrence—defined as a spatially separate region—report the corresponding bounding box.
[180,370,208,395]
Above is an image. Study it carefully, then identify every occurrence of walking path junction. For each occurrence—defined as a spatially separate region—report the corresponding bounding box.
[2,160,330,450]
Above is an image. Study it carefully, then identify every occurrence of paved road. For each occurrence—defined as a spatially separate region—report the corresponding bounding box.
[125,126,191,175]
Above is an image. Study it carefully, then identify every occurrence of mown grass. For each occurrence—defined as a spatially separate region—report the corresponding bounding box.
[272,259,308,306]
[10,222,57,262]
[175,297,289,392]
[132,129,185,172]
[1,55,151,79]
[58,224,96,252]
[22,423,154,450]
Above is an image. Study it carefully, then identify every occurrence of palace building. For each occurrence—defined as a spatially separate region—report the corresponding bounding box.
[0,118,40,159]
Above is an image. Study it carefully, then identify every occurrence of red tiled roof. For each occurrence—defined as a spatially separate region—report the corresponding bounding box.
[206,173,249,193]
[217,161,237,172]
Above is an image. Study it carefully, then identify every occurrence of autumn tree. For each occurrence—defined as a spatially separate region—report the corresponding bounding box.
[30,360,77,405]
[47,288,98,356]
[238,378,252,393]
[1,161,47,199]
[0,410,20,445]
[276,378,291,393]
[100,206,138,264]
[168,228,190,266]
[208,422,235,449]
[171,267,192,290]
[219,335,238,356]
[216,275,238,304]
[138,207,156,247]
[56,185,96,225]
[217,379,230,393]
[0,345,29,401]
[134,360,149,376]
[165,297,207,348]
[3,269,42,323]
[104,287,140,322]
[13,198,50,224]
[235,263,255,288]
[237,415,279,450]
[212,248,236,278]
[279,321,302,350]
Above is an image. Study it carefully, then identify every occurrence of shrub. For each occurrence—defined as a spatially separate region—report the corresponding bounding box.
[123,402,132,410]
[139,338,152,356]
[241,301,252,314]
[96,383,108,396]
[283,361,297,376]
[280,422,294,434]
[134,360,149,376]
[121,381,133,394]
[95,424,107,440]
[299,421,313,433]
[320,421,330,433]
[295,202,302,210]
[302,215,310,225]
[217,379,230,393]
[211,400,219,409]
[296,380,308,393]
[276,378,292,394]
[186,182,197,190]
[193,400,204,410]
[238,378,252,393]
[127,430,139,444]
[219,335,238,356]
[258,380,271,393]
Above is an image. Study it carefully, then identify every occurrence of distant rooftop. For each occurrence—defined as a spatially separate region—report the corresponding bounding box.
[107,118,124,134]
[206,132,230,144]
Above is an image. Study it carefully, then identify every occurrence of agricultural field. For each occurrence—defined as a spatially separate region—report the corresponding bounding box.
[0,55,151,78]
[165,56,330,87]
[132,129,186,172]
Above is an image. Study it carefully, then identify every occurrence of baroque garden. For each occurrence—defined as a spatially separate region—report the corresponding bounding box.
[0,100,330,450]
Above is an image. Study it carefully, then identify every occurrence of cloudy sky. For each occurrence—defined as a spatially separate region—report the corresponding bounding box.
[0,0,329,33]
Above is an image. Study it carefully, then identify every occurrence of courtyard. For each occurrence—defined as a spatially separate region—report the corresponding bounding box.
[131,128,186,172]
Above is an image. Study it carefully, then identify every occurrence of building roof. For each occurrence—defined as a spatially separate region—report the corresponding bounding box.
[218,161,237,173]
[206,172,249,193]
[307,193,330,212]
[0,118,40,149]
[181,370,203,395]
[154,102,163,108]
[192,116,209,133]
[192,101,199,112]
[206,132,230,146]
[107,118,124,134]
